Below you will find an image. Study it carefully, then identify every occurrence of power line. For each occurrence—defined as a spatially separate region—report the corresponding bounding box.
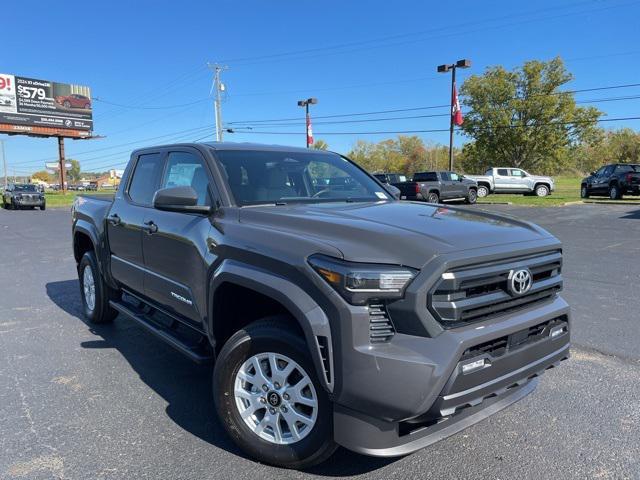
[229,115,640,136]
[226,82,640,126]
[219,1,633,66]
[92,97,210,110]
[10,125,215,168]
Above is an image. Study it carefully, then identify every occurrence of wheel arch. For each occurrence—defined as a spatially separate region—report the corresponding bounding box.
[208,260,334,393]
[73,222,99,264]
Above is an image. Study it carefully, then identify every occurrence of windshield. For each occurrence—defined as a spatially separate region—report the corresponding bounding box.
[214,149,392,206]
[14,184,37,192]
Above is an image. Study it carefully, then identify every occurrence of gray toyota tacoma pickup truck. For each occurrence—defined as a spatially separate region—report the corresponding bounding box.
[71,142,570,469]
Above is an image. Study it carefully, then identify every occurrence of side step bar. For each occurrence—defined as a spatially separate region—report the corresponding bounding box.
[109,300,213,364]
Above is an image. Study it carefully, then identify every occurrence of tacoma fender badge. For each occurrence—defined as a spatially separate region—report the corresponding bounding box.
[171,292,193,306]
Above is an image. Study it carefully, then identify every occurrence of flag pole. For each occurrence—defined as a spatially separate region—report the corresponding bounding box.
[448,65,456,171]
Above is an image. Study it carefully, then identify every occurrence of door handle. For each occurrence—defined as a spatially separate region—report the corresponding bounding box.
[107,213,121,226]
[143,220,158,234]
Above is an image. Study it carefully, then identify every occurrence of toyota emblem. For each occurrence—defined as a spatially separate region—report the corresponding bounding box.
[508,269,532,296]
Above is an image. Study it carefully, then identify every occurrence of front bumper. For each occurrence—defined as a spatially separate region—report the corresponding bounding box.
[331,295,570,456]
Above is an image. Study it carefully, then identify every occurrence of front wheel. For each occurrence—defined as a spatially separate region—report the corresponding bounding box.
[213,317,336,469]
[465,188,477,204]
[40,204,46,211]
[78,251,118,324]
[580,185,589,198]
[476,185,490,198]
[426,191,440,204]
[535,185,549,197]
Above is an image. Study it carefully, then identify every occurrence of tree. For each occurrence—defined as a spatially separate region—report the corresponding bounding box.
[68,159,81,182]
[31,170,54,183]
[312,139,329,150]
[348,136,453,175]
[459,57,602,174]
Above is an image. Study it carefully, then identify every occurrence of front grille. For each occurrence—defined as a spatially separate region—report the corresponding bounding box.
[368,303,395,343]
[429,250,563,327]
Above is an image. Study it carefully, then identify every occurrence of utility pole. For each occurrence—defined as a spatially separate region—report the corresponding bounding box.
[208,63,228,142]
[58,137,67,194]
[437,59,471,170]
[1,139,7,190]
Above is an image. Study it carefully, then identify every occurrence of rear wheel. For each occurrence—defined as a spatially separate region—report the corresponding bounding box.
[427,191,440,204]
[214,317,336,469]
[476,185,490,198]
[580,185,589,198]
[78,251,118,324]
[465,188,477,204]
[609,184,622,200]
[40,204,46,211]
[63,100,71,108]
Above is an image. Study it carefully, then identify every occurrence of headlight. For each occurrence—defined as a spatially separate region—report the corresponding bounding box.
[308,254,417,305]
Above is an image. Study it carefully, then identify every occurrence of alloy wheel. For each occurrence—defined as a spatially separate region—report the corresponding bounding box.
[234,352,318,445]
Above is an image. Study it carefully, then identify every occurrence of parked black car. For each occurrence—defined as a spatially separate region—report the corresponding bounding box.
[2,183,46,210]
[393,171,478,204]
[581,163,640,199]
[72,143,569,469]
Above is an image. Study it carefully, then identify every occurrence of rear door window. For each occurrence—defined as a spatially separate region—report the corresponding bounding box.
[497,168,509,176]
[128,153,164,206]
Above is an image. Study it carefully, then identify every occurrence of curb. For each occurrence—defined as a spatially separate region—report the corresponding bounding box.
[582,200,640,206]
[476,201,513,205]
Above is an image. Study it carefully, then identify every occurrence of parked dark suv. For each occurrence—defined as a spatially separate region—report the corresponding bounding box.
[581,163,640,199]
[72,142,569,469]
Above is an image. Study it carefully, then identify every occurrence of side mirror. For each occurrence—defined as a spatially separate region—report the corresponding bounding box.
[590,171,596,176]
[153,186,212,214]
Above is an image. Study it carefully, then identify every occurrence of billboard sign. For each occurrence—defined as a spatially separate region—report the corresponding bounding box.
[0,73,92,132]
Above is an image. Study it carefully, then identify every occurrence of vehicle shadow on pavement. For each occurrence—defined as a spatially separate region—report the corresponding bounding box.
[619,208,640,219]
[46,279,396,476]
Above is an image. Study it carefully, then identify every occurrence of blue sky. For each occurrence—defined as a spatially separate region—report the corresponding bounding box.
[3,0,640,175]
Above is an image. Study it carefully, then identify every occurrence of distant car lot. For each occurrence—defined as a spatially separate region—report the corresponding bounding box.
[0,204,639,479]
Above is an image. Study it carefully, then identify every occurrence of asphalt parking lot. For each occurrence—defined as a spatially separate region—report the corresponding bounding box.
[1,204,639,480]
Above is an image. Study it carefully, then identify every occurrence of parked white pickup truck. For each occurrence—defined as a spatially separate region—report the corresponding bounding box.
[465,167,555,197]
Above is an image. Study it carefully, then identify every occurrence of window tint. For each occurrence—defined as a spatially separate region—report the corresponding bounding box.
[440,172,451,181]
[602,165,615,177]
[413,172,438,181]
[497,168,509,176]
[162,151,211,206]
[128,153,163,205]
[615,165,634,173]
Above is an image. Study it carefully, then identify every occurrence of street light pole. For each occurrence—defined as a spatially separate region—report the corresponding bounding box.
[297,97,318,148]
[438,59,471,171]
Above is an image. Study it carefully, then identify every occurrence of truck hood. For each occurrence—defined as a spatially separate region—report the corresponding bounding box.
[238,201,553,268]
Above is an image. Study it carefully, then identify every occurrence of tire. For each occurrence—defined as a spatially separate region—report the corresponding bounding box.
[40,204,46,211]
[580,185,589,198]
[609,184,622,200]
[476,185,490,198]
[535,184,549,197]
[78,251,118,324]
[213,317,337,469]
[465,188,477,204]
[426,191,440,204]
[63,100,71,108]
